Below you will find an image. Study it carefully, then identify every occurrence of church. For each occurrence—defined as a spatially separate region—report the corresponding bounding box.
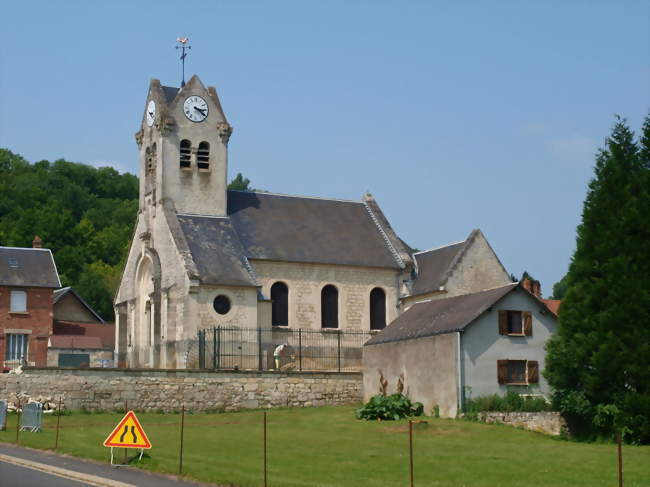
[114,75,512,369]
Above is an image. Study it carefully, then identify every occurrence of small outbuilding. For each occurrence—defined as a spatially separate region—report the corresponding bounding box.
[363,283,557,417]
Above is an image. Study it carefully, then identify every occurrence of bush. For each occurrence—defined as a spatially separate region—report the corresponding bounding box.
[356,393,423,421]
[464,391,551,414]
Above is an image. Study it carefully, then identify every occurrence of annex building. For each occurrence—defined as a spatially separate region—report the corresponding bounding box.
[115,75,516,371]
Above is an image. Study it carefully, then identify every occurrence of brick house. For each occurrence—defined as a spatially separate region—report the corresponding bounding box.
[1,238,113,369]
[0,238,61,367]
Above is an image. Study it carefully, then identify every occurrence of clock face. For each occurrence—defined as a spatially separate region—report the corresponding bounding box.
[146,100,156,127]
[183,95,209,122]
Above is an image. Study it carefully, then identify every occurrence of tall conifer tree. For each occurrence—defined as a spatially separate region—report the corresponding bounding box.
[545,116,650,443]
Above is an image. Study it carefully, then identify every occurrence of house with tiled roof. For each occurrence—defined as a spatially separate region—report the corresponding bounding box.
[364,282,558,417]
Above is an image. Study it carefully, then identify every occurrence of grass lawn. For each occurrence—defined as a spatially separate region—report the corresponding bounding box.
[1,406,648,487]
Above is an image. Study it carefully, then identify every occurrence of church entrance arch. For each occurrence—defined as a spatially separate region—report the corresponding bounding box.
[134,249,162,367]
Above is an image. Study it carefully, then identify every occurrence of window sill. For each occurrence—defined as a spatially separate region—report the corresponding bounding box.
[506,333,525,337]
[506,382,529,386]
[8,311,29,316]
[320,328,341,333]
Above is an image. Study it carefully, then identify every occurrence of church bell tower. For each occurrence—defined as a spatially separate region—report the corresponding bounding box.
[135,75,233,216]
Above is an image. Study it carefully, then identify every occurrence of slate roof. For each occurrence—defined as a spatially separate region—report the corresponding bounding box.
[226,190,401,269]
[53,286,105,323]
[176,214,258,287]
[410,240,468,296]
[161,85,180,104]
[0,247,61,288]
[365,283,518,346]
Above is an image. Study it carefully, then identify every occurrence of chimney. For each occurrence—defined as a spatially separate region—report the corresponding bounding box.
[533,281,542,297]
[32,235,43,248]
[522,278,532,293]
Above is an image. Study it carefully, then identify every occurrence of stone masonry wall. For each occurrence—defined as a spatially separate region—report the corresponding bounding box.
[0,367,362,412]
[476,411,567,436]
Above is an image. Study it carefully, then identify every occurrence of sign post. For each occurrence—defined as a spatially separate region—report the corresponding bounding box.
[103,411,152,465]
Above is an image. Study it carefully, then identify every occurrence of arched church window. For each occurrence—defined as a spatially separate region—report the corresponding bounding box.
[321,285,338,329]
[213,295,231,315]
[180,139,192,169]
[271,282,289,327]
[370,287,386,330]
[197,141,210,170]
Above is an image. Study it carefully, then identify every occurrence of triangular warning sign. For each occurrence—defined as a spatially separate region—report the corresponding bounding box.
[103,411,152,449]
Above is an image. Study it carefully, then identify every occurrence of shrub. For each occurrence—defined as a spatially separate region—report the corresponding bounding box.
[464,391,551,414]
[356,393,423,421]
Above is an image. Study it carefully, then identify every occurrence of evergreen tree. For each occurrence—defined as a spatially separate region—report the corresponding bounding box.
[228,172,252,191]
[544,116,650,443]
[550,273,569,299]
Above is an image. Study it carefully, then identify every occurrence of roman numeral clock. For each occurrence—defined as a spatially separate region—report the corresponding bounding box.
[183,95,208,122]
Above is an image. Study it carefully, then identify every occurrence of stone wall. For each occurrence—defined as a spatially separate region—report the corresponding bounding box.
[475,411,566,436]
[0,367,362,412]
[253,260,399,332]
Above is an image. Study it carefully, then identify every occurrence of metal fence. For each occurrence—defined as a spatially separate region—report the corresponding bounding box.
[187,327,373,372]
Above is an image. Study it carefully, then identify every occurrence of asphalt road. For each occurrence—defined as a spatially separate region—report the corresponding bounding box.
[0,443,213,487]
[0,459,93,486]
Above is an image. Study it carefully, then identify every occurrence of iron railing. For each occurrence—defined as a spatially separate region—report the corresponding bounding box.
[188,327,373,372]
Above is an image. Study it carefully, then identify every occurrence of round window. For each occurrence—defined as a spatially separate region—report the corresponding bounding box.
[213,295,231,315]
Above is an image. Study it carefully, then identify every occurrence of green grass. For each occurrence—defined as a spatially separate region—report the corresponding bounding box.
[1,406,649,487]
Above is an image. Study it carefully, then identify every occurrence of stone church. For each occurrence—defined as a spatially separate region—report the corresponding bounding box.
[115,75,512,369]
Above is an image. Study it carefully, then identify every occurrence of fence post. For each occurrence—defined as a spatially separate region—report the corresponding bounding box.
[54,396,62,450]
[263,411,268,487]
[409,419,414,487]
[617,431,623,487]
[212,327,217,369]
[298,328,302,372]
[216,326,221,369]
[337,331,341,373]
[258,327,263,371]
[179,404,185,474]
[15,398,20,444]
[198,330,205,369]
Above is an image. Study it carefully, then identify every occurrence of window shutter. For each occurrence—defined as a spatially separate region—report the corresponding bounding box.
[497,360,508,384]
[498,311,508,335]
[527,360,539,383]
[523,311,533,336]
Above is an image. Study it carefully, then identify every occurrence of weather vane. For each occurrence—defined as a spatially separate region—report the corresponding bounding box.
[176,37,191,87]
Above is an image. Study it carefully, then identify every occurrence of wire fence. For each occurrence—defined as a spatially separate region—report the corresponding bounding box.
[186,327,373,372]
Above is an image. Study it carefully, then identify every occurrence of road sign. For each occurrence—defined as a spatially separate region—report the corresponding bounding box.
[103,411,151,449]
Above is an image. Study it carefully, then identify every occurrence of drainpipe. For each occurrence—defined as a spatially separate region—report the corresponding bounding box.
[456,331,463,415]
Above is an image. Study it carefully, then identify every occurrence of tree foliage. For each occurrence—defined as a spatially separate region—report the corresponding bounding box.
[0,148,254,322]
[544,116,650,443]
[551,273,569,300]
[228,172,252,191]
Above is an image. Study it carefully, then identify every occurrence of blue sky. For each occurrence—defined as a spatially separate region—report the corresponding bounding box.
[1,1,648,295]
